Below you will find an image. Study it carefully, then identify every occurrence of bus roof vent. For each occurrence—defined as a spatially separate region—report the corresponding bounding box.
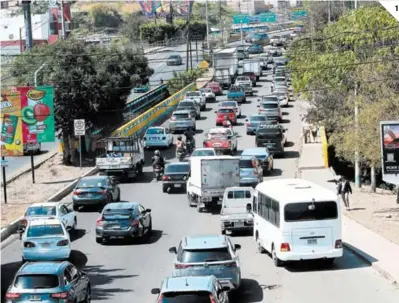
[294,185,312,189]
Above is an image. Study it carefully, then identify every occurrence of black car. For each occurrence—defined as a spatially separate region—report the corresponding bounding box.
[162,162,190,193]
[255,125,287,157]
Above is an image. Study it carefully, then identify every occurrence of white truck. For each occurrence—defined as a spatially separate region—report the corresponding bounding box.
[96,136,145,182]
[184,91,206,110]
[187,156,240,212]
[243,59,262,81]
[213,48,239,88]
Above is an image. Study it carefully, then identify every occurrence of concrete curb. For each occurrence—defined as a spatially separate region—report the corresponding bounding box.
[0,166,98,242]
[2,151,58,186]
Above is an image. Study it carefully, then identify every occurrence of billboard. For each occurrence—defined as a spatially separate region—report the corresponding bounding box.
[380,120,399,184]
[138,0,193,17]
[0,89,23,156]
[19,86,55,143]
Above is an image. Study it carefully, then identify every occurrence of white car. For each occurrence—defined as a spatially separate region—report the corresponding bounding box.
[273,91,289,107]
[18,202,77,236]
[199,88,216,102]
[184,91,206,110]
[143,127,173,149]
[235,76,252,87]
[219,100,241,117]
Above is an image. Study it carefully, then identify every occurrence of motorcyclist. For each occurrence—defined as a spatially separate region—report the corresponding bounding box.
[184,127,196,151]
[176,136,185,154]
[151,150,165,170]
[223,116,232,129]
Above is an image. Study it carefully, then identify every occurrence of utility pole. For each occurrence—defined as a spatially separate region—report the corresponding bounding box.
[168,0,173,25]
[205,0,209,49]
[60,1,66,40]
[354,82,361,188]
[219,0,223,46]
[354,0,358,9]
[22,0,33,50]
[328,0,331,23]
[310,10,315,103]
[190,40,193,70]
[186,9,191,71]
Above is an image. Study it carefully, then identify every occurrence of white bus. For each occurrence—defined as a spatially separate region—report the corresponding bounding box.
[253,178,343,267]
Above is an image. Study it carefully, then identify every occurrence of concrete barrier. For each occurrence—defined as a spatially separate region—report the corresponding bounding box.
[0,166,98,242]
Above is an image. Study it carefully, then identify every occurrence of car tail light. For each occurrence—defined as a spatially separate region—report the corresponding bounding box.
[98,190,107,194]
[24,241,36,248]
[131,219,140,226]
[175,264,192,269]
[280,243,291,252]
[209,294,217,303]
[170,116,176,121]
[162,176,170,181]
[20,217,28,227]
[5,292,20,299]
[157,294,164,302]
[51,292,68,299]
[73,190,81,196]
[96,216,104,226]
[228,141,232,147]
[224,262,237,267]
[246,122,251,126]
[335,239,343,249]
[57,239,69,246]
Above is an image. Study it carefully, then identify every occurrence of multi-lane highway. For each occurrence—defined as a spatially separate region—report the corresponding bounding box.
[2,64,398,303]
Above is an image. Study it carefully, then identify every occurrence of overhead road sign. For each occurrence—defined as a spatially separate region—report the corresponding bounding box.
[233,14,249,24]
[291,10,307,20]
[259,12,277,23]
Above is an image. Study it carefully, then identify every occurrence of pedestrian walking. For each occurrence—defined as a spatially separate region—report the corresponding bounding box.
[337,177,352,210]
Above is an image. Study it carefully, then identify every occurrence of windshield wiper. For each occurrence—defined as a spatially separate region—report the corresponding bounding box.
[34,286,52,289]
[204,259,220,262]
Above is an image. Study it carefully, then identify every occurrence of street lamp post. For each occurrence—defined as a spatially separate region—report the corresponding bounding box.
[34,62,47,86]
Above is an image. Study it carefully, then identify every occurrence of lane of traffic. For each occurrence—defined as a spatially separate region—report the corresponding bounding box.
[2,66,398,303]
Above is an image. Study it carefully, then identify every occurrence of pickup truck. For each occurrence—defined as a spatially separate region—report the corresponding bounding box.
[184,91,206,110]
[227,85,246,103]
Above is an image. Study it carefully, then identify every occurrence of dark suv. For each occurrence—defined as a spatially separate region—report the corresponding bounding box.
[255,125,286,157]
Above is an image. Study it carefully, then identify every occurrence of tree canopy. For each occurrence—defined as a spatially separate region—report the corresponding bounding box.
[288,5,399,188]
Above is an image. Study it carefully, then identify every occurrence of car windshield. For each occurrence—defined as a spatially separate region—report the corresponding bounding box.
[146,128,164,135]
[186,92,200,97]
[275,77,286,82]
[14,275,59,289]
[284,201,338,222]
[192,150,215,157]
[77,178,106,188]
[169,56,180,59]
[218,109,234,114]
[161,291,212,303]
[27,224,64,237]
[173,113,190,120]
[250,116,266,122]
[261,103,278,109]
[180,247,232,263]
[221,102,237,107]
[179,102,194,108]
[165,164,190,174]
[26,206,56,217]
[240,159,255,169]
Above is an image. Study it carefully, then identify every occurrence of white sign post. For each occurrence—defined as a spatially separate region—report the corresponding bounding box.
[74,119,85,169]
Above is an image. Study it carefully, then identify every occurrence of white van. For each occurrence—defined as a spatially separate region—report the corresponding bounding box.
[220,187,254,235]
[253,178,343,267]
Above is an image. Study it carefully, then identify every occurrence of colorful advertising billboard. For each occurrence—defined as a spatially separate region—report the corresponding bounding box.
[139,0,193,17]
[380,121,399,177]
[0,89,23,156]
[19,86,55,143]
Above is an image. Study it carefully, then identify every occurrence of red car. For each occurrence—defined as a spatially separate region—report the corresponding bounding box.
[206,82,223,96]
[215,107,237,126]
[203,128,238,155]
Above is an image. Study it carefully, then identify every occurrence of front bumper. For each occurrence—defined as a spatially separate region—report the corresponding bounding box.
[23,247,71,261]
[278,248,343,261]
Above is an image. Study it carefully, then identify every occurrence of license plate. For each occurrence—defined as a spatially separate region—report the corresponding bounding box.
[87,193,92,197]
[174,184,182,188]
[307,239,317,245]
[234,222,244,227]
[41,243,50,248]
[202,197,212,202]
[30,295,41,301]
[267,144,274,147]
[109,224,120,229]
[213,143,221,147]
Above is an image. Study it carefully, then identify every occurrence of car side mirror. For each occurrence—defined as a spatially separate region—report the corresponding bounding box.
[151,288,160,295]
[245,119,248,122]
[257,105,260,108]
[169,247,177,254]
[234,244,241,250]
[246,203,252,212]
[214,111,217,113]
[144,208,151,213]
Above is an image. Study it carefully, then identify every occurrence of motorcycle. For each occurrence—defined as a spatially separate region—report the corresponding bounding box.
[222,120,233,129]
[186,139,194,155]
[153,165,164,181]
[176,148,185,162]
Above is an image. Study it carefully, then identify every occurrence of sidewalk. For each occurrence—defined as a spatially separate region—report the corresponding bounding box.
[298,141,399,284]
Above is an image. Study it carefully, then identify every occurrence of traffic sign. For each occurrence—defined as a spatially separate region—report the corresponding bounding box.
[74,119,85,136]
[259,12,277,23]
[199,60,209,69]
[233,14,249,24]
[1,159,8,168]
[291,10,307,19]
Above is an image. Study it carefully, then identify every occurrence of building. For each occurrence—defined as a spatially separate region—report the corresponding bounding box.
[226,0,269,15]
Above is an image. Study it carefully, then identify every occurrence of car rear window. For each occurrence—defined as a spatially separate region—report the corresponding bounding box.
[262,97,279,102]
[227,190,251,199]
[27,224,64,237]
[261,103,278,109]
[179,102,195,107]
[221,102,236,107]
[25,206,56,217]
[284,201,338,222]
[192,150,215,157]
[186,92,200,97]
[14,275,59,289]
[257,127,282,135]
[180,248,232,263]
[166,164,190,174]
[173,113,190,120]
[250,116,266,122]
[229,86,241,92]
[240,83,251,88]
[161,291,212,303]
[239,159,255,168]
[103,208,136,219]
[218,109,234,114]
[77,178,106,188]
[147,128,164,135]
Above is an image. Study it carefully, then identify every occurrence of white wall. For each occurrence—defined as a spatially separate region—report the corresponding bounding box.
[0,13,49,41]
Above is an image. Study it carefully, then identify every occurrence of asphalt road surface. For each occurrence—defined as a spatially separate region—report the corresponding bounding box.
[2,61,398,303]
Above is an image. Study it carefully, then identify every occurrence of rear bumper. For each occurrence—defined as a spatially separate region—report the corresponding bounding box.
[73,197,107,206]
[169,124,193,131]
[163,181,186,188]
[144,140,169,148]
[23,248,71,261]
[278,248,343,261]
[96,227,140,238]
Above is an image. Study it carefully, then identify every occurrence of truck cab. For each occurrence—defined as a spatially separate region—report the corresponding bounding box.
[184,91,206,110]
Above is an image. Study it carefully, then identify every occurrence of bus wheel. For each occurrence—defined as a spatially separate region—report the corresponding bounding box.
[256,233,265,254]
[272,245,283,267]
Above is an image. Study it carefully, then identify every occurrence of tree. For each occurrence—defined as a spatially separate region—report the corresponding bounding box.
[88,3,123,29]
[289,5,399,190]
[9,40,153,165]
[120,11,148,41]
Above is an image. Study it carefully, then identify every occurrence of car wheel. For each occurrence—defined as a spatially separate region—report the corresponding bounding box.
[147,219,153,237]
[116,190,121,201]
[162,185,168,193]
[83,285,91,303]
[221,229,226,235]
[73,204,79,211]
[71,217,77,232]
[108,193,113,203]
[272,245,284,267]
[95,237,103,244]
[21,257,26,264]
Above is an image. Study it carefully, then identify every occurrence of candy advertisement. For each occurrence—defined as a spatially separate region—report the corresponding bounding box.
[0,89,23,156]
[19,86,55,143]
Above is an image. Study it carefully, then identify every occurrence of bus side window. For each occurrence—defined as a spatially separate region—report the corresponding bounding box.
[252,196,257,213]
[245,191,251,198]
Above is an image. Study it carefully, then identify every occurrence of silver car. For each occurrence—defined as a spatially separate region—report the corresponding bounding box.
[257,97,282,122]
[167,55,182,66]
[239,83,253,96]
[169,110,196,133]
[176,100,201,119]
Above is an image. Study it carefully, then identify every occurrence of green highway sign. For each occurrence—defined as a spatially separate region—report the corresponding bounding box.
[290,10,307,19]
[259,12,277,23]
[233,14,249,24]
